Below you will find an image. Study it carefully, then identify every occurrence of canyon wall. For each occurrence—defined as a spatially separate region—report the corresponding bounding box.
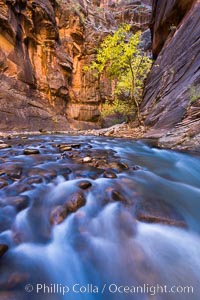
[0,0,151,131]
[143,0,200,153]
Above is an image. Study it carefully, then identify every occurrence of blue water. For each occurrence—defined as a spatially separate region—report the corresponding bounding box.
[0,136,200,300]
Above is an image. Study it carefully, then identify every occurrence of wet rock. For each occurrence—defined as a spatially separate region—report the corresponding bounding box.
[82,156,92,163]
[23,148,40,155]
[23,176,43,185]
[5,196,30,212]
[70,144,81,149]
[78,180,92,190]
[136,198,187,228]
[59,145,72,152]
[108,162,129,172]
[137,214,187,228]
[59,143,81,150]
[0,178,9,189]
[104,129,114,136]
[0,244,8,258]
[0,144,11,150]
[50,205,68,225]
[7,169,22,180]
[62,152,74,159]
[103,170,117,179]
[28,168,57,180]
[111,190,127,204]
[50,192,87,225]
[66,192,86,213]
[74,166,104,180]
[0,163,23,180]
[1,182,32,196]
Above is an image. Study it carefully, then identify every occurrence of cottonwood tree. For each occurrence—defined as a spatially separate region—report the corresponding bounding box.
[85,25,152,124]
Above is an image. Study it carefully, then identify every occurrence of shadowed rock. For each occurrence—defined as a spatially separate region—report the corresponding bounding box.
[143,0,200,153]
[0,244,8,258]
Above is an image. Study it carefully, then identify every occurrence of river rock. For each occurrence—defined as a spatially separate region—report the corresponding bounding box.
[0,244,8,258]
[23,148,40,155]
[108,162,129,172]
[5,196,30,212]
[50,205,68,225]
[24,176,43,185]
[137,214,187,228]
[7,169,22,180]
[0,163,23,180]
[78,180,92,190]
[59,145,72,152]
[70,144,81,148]
[136,198,187,228]
[82,156,92,163]
[0,179,9,189]
[0,144,11,150]
[111,190,127,204]
[66,192,86,213]
[28,168,57,180]
[103,170,117,179]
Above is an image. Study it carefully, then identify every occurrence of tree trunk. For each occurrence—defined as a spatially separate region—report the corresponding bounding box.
[129,63,144,126]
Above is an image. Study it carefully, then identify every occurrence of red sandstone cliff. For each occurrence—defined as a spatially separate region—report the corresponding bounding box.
[0,0,151,131]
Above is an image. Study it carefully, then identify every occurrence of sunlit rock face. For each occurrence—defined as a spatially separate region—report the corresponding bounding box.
[0,0,151,130]
[142,0,200,153]
[0,0,71,131]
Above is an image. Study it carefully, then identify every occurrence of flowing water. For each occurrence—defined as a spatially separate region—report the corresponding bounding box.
[0,135,200,300]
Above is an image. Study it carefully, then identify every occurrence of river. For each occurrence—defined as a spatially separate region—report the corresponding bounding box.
[0,135,200,300]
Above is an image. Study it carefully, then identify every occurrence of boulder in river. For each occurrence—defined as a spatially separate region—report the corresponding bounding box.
[111,190,128,204]
[0,144,11,150]
[82,156,92,163]
[66,192,86,213]
[0,179,8,189]
[0,244,8,258]
[23,148,40,155]
[136,198,187,228]
[5,196,30,212]
[78,180,92,190]
[59,145,72,152]
[103,170,117,179]
[50,205,68,225]
[50,192,86,225]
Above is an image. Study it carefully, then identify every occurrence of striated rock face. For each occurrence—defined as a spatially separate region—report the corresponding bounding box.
[142,0,200,153]
[0,0,71,131]
[0,0,151,131]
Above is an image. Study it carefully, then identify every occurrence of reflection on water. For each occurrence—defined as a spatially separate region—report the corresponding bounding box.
[0,136,200,300]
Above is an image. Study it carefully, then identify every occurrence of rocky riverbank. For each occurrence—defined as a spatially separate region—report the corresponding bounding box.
[1,121,200,155]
